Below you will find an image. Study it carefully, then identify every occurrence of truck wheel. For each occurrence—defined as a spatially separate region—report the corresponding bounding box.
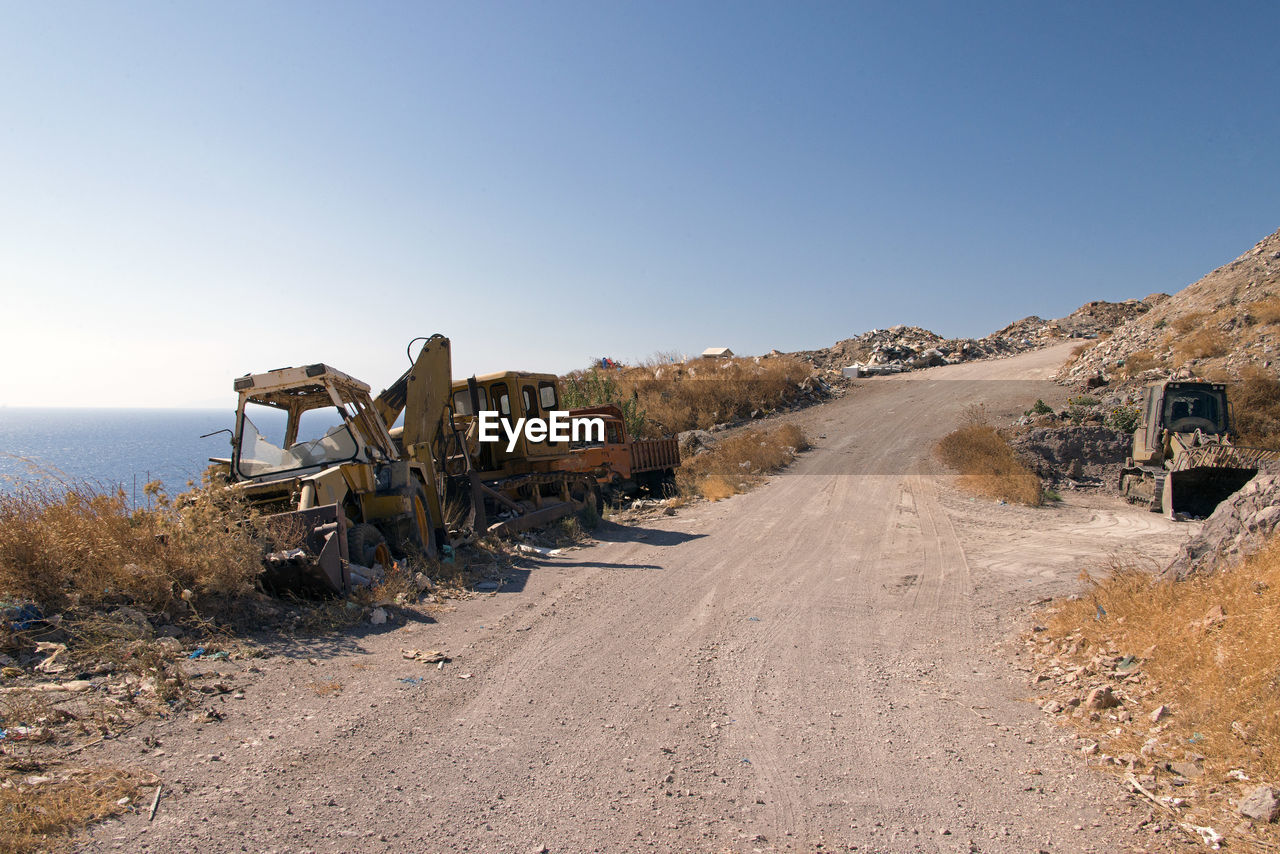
[348,523,390,569]
[392,482,436,559]
[570,478,601,517]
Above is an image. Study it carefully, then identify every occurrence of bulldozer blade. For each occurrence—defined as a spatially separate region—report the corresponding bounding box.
[261,505,350,597]
[1164,466,1257,519]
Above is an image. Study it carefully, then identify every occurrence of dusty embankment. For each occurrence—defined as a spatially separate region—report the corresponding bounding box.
[79,342,1194,853]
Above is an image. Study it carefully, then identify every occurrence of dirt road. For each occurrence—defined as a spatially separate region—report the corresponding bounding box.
[84,343,1191,853]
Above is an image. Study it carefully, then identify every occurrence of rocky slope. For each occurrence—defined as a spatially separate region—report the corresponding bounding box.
[1060,227,1280,389]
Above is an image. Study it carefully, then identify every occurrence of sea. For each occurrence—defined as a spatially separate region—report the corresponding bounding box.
[0,408,261,503]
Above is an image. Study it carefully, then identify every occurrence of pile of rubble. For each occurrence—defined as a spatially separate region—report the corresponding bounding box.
[1007,424,1131,490]
[793,299,1154,379]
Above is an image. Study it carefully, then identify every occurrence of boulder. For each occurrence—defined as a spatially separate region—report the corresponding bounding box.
[1165,473,1280,579]
[1240,785,1280,823]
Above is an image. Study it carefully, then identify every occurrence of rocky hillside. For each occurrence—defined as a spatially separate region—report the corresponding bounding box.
[1060,227,1280,388]
[793,299,1152,376]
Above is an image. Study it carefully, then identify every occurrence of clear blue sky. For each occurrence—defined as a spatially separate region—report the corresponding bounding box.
[1,1,1276,407]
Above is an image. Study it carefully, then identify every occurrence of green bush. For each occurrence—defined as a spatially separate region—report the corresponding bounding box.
[1025,398,1053,416]
[1106,405,1142,434]
[562,368,648,438]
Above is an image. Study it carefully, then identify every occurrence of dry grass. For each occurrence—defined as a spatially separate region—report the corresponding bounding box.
[1173,328,1228,364]
[1231,365,1280,448]
[1172,310,1209,334]
[675,423,809,501]
[935,423,1043,506]
[309,680,344,697]
[1246,295,1280,326]
[564,356,813,438]
[0,764,153,854]
[1040,538,1280,842]
[0,482,288,616]
[1119,349,1161,379]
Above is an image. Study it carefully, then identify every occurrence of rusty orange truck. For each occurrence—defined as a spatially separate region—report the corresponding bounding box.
[557,404,680,497]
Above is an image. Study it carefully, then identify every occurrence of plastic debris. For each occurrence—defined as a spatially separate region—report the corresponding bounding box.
[401,648,450,664]
[188,648,205,659]
[34,642,68,674]
[398,676,425,686]
[6,604,42,631]
[516,544,563,557]
[208,651,229,661]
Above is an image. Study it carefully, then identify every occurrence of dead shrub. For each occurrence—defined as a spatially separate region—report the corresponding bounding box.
[935,424,1043,505]
[1231,365,1280,447]
[675,422,809,501]
[0,482,281,616]
[1172,311,1208,334]
[0,765,152,854]
[1246,295,1280,326]
[1119,349,1161,378]
[1173,328,1227,363]
[564,355,812,438]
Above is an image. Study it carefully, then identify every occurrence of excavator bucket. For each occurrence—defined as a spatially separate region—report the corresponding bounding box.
[260,505,351,597]
[1164,466,1257,518]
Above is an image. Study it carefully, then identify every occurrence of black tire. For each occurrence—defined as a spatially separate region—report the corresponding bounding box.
[569,477,602,518]
[347,523,388,568]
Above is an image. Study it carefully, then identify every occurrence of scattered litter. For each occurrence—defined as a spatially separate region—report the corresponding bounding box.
[148,783,163,821]
[188,647,205,659]
[1115,654,1137,671]
[475,581,501,591]
[398,676,425,686]
[516,544,563,557]
[1095,604,1107,621]
[740,757,751,764]
[458,673,473,679]
[6,604,42,631]
[208,651,229,661]
[369,607,388,626]
[747,617,761,622]
[34,641,68,674]
[1,680,92,694]
[441,544,456,564]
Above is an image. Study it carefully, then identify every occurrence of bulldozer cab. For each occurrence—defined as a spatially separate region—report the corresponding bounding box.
[450,371,570,475]
[1136,380,1230,463]
[1160,383,1228,436]
[231,364,397,484]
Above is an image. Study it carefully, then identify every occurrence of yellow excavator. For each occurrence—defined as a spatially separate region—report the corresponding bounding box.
[211,335,601,594]
[1119,379,1275,518]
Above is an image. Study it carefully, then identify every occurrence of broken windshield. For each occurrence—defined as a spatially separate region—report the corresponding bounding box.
[235,407,358,479]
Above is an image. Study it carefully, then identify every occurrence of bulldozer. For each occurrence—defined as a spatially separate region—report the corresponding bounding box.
[1119,378,1275,517]
[210,335,604,595]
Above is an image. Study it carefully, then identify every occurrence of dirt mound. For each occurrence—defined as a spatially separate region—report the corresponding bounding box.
[1060,227,1280,389]
[1008,425,1131,488]
[1164,471,1280,579]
